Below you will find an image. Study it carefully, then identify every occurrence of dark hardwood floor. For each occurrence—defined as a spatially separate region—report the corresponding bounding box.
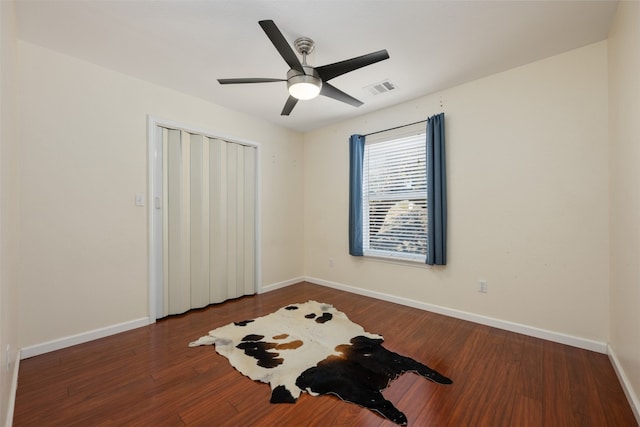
[14,282,637,426]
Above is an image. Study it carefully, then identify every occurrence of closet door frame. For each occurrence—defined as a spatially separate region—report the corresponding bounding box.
[147,115,261,322]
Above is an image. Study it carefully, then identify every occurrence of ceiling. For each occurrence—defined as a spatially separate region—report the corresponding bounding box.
[15,0,618,133]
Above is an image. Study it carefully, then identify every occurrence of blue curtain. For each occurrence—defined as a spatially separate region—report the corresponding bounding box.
[349,134,365,256]
[426,113,447,265]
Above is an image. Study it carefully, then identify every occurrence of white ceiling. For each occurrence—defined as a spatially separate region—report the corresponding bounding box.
[15,0,618,133]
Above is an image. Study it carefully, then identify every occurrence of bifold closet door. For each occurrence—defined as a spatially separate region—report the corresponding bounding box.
[163,128,256,316]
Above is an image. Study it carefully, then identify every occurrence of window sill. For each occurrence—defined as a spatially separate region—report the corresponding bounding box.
[360,253,431,268]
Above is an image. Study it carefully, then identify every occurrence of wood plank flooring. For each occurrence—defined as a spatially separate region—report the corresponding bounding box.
[13,282,638,426]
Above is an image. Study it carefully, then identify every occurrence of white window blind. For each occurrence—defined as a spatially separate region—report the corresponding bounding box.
[363,131,427,261]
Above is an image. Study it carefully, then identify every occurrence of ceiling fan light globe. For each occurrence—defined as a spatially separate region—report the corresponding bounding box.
[288,75,322,100]
[289,82,321,100]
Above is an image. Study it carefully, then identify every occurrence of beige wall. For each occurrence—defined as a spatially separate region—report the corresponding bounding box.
[608,0,640,415]
[0,0,20,424]
[17,41,304,349]
[304,42,610,342]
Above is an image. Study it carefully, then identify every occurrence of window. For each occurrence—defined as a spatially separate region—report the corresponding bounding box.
[362,128,427,262]
[349,113,446,265]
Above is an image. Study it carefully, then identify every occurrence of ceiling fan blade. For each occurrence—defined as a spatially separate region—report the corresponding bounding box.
[316,50,390,81]
[320,83,363,108]
[259,20,305,74]
[281,96,299,116]
[218,78,285,84]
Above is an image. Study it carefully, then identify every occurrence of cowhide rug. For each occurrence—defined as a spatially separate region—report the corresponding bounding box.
[189,300,452,425]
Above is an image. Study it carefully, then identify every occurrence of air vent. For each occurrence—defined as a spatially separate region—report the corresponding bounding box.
[365,79,397,95]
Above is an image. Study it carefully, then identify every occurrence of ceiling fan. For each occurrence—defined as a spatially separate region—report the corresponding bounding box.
[218,20,390,116]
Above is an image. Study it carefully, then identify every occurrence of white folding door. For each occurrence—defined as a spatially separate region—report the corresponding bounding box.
[162,128,256,316]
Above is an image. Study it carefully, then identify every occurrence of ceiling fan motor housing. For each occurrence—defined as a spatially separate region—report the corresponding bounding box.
[287,67,322,100]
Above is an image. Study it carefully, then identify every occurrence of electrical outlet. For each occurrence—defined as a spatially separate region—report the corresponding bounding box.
[478,280,488,293]
[329,258,334,268]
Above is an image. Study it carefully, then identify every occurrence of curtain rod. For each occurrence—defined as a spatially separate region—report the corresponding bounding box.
[363,119,428,137]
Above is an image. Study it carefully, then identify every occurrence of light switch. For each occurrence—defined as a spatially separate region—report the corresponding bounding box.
[135,193,145,207]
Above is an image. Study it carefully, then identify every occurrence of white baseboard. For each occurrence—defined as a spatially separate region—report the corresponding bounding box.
[608,345,640,425]
[4,349,20,427]
[304,276,608,354]
[20,278,308,360]
[20,317,150,360]
[16,276,609,357]
[259,276,304,294]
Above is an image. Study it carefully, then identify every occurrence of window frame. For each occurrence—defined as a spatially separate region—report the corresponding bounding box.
[360,126,428,263]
